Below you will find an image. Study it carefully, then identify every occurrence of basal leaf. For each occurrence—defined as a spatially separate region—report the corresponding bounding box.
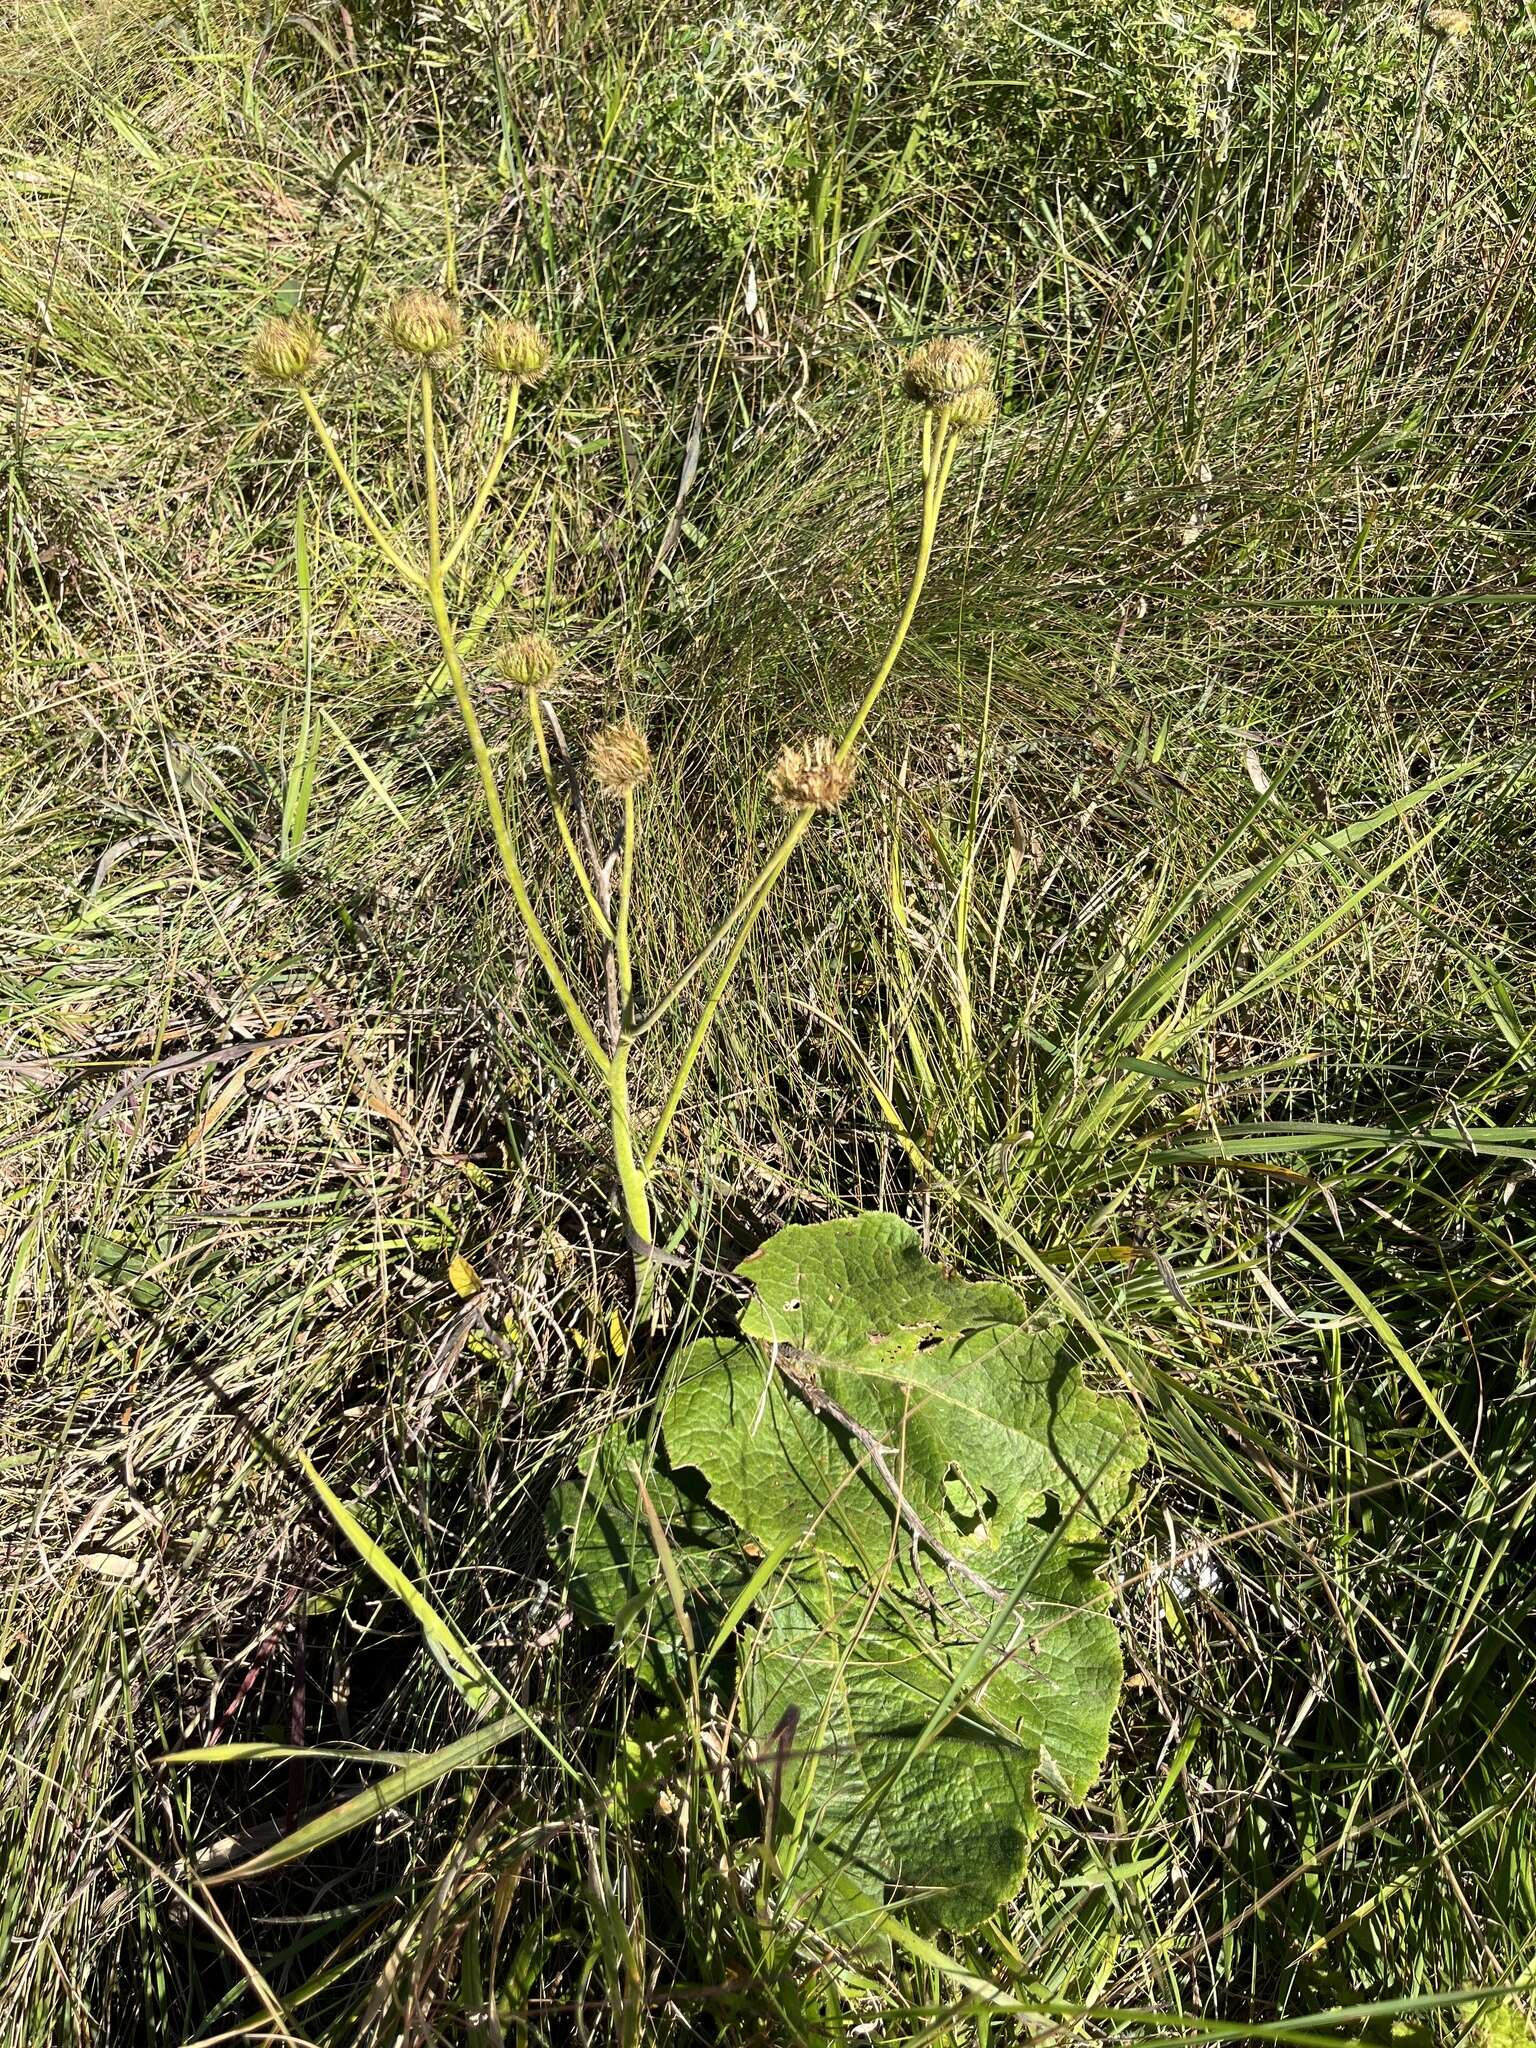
[748,1558,1043,1933]
[735,1212,1144,1541]
[665,1335,905,1573]
[662,1214,1146,1927]
[562,1216,1146,1933]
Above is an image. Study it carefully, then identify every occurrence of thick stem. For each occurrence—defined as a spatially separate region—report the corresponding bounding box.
[640,417,956,1168]
[610,794,654,1312]
[616,789,637,1024]
[609,1041,654,1312]
[419,369,610,1080]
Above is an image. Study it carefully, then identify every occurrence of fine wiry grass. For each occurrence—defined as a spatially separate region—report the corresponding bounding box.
[3,0,1536,2038]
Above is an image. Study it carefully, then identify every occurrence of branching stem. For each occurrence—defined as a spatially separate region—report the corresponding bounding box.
[301,391,427,591]
[441,382,521,577]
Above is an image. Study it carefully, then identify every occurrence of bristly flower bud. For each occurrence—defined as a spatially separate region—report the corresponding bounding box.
[946,384,998,434]
[903,337,992,407]
[588,720,651,797]
[493,631,561,692]
[479,317,552,384]
[769,736,855,812]
[381,290,463,360]
[1424,1,1472,29]
[249,313,326,387]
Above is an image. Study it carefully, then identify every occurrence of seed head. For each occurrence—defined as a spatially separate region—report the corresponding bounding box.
[588,720,651,798]
[249,314,326,387]
[381,290,463,360]
[903,337,992,407]
[493,631,561,692]
[479,317,552,383]
[1425,1,1472,29]
[946,384,998,435]
[769,736,855,812]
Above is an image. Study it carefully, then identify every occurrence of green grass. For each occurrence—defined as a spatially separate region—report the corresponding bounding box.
[3,0,1536,2037]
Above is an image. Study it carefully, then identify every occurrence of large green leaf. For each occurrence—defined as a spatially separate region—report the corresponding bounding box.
[559,1215,1146,1933]
[737,1212,1142,1541]
[747,1557,1042,1932]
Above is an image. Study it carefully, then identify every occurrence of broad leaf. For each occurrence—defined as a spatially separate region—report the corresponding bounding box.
[560,1215,1146,1933]
[737,1212,1142,1540]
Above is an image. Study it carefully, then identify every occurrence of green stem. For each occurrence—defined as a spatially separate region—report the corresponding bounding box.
[413,529,540,708]
[610,793,654,1310]
[834,416,953,765]
[419,368,610,1081]
[441,381,521,578]
[530,688,614,940]
[301,391,427,591]
[634,419,953,1045]
[421,367,445,571]
[616,789,637,1023]
[640,417,956,1168]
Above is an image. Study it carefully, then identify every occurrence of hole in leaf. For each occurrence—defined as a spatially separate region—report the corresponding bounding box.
[942,1465,997,1538]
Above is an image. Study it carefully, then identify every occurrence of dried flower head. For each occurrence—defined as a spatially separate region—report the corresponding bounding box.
[588,720,651,797]
[479,317,552,383]
[769,736,855,812]
[946,384,998,435]
[249,314,326,387]
[381,290,463,360]
[903,337,992,407]
[493,632,561,692]
[1425,1,1472,28]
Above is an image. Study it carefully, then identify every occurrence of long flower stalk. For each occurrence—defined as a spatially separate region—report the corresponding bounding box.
[253,301,994,1319]
[418,364,610,1078]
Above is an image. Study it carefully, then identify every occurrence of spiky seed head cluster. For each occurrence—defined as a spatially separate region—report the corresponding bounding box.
[904,337,992,404]
[249,314,326,386]
[479,317,552,383]
[588,720,651,797]
[769,736,856,812]
[382,290,463,359]
[494,632,561,691]
[1425,1,1472,28]
[902,337,996,433]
